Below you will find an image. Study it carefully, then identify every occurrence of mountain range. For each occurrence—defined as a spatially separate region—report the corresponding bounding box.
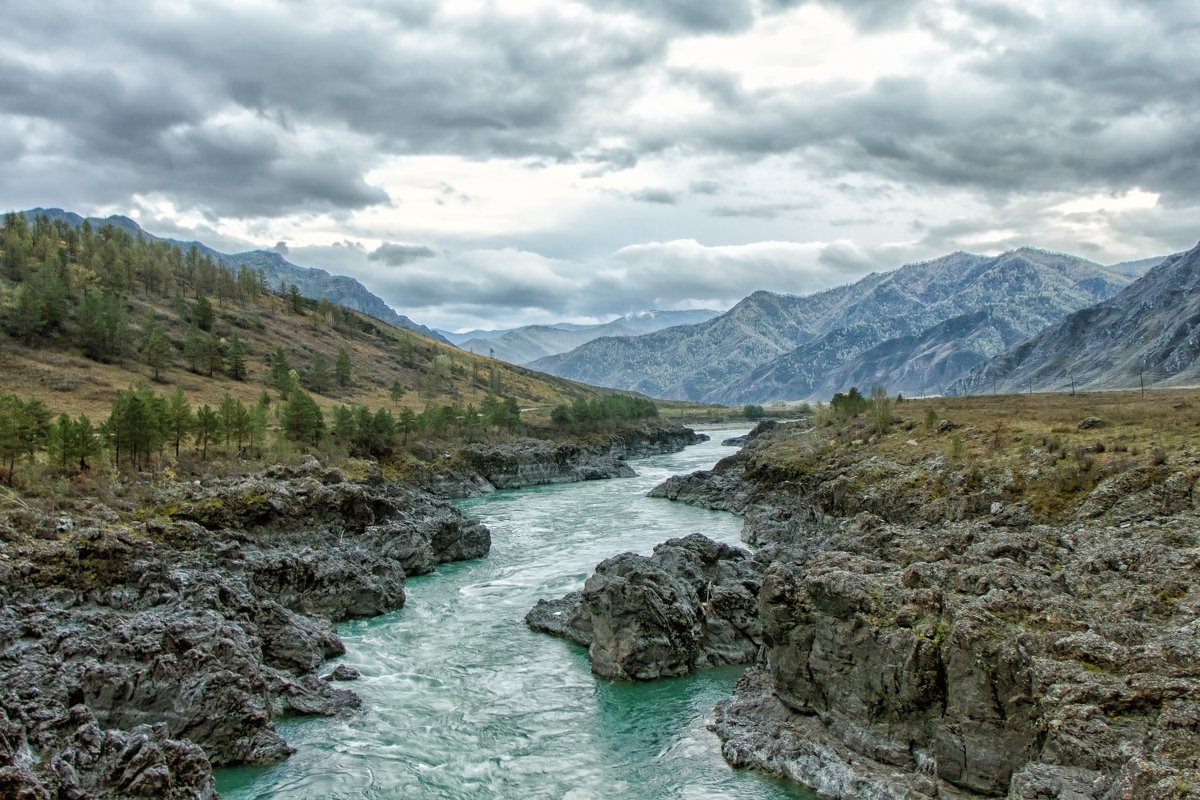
[439,309,722,365]
[952,240,1200,395]
[531,248,1153,403]
[23,208,449,344]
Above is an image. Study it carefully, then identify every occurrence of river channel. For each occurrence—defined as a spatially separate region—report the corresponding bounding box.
[216,428,813,799]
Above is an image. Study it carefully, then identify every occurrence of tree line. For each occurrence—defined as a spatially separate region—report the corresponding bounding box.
[0,384,537,484]
[549,395,659,431]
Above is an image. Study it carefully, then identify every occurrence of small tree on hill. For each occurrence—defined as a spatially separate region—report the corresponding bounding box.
[335,347,352,388]
[142,315,172,381]
[226,332,247,381]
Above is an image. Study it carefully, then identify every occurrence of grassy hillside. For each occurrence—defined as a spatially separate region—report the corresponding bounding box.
[0,212,645,482]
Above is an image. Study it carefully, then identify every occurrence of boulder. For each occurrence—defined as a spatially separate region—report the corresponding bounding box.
[526,533,764,680]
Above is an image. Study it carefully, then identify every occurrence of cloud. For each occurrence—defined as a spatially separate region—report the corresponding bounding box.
[1,0,1197,332]
[369,242,437,266]
[582,0,756,32]
[273,241,289,255]
[630,188,679,205]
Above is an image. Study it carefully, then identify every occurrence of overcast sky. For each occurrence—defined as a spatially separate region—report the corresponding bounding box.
[3,0,1198,331]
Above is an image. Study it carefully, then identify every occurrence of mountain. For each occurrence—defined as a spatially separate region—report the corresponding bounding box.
[450,309,722,364]
[23,208,448,343]
[951,241,1200,395]
[533,248,1141,403]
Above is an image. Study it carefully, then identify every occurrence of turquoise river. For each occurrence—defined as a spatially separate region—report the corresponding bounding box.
[216,428,815,799]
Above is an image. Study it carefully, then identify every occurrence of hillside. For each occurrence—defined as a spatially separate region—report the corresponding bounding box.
[533,248,1139,403]
[0,211,626,436]
[23,208,448,344]
[452,309,722,364]
[952,240,1200,395]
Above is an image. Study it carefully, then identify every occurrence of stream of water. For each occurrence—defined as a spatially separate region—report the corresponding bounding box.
[216,429,814,799]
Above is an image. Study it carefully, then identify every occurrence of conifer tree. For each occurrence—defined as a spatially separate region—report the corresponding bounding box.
[335,347,352,388]
[227,332,247,380]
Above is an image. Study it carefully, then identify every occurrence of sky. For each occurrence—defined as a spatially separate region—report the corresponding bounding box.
[2,0,1198,332]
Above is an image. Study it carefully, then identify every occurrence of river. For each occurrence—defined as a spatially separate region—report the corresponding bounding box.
[216,429,813,799]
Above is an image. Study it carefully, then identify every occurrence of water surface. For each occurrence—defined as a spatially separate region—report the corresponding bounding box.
[217,429,813,799]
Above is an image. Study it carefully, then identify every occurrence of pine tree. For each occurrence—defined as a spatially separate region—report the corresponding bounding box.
[227,332,247,380]
[309,353,331,394]
[282,388,325,446]
[166,387,192,458]
[194,405,219,460]
[142,315,172,381]
[192,295,215,331]
[203,332,223,378]
[335,347,352,388]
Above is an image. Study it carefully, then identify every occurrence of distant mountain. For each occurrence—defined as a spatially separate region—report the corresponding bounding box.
[533,248,1142,403]
[1108,254,1172,278]
[23,208,448,344]
[448,309,722,365]
[951,241,1200,395]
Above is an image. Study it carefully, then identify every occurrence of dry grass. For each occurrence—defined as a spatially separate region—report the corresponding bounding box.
[752,388,1200,523]
[0,291,611,421]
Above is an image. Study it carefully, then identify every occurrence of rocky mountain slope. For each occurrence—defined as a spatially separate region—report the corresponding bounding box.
[447,309,721,365]
[24,208,447,343]
[532,249,1140,404]
[953,240,1200,395]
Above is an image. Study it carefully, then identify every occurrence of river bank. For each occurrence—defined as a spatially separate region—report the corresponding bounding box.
[632,416,1200,798]
[0,421,706,798]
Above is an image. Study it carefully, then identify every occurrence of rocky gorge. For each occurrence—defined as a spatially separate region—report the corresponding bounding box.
[533,416,1200,798]
[412,423,708,498]
[0,421,706,798]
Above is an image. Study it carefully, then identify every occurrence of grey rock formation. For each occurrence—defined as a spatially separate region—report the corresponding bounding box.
[526,534,765,680]
[651,421,1200,798]
[418,425,708,498]
[0,459,490,798]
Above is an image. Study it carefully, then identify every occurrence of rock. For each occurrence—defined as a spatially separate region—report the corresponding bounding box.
[527,534,764,680]
[523,592,592,647]
[659,419,1200,798]
[415,424,706,498]
[0,465,491,797]
[322,664,361,682]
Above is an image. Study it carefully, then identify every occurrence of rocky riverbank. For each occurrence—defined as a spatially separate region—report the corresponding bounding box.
[526,533,766,680]
[0,456,489,798]
[592,417,1200,798]
[415,423,708,498]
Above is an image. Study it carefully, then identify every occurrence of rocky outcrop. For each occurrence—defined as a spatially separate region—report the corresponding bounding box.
[525,533,766,680]
[649,421,1200,798]
[710,513,1200,798]
[419,424,708,498]
[0,457,490,799]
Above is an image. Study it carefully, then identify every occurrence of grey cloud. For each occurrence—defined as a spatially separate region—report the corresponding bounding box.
[369,243,438,267]
[582,147,639,177]
[0,1,666,216]
[689,180,722,195]
[582,0,755,32]
[814,0,923,31]
[711,202,807,220]
[274,241,289,255]
[654,3,1200,205]
[631,188,679,205]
